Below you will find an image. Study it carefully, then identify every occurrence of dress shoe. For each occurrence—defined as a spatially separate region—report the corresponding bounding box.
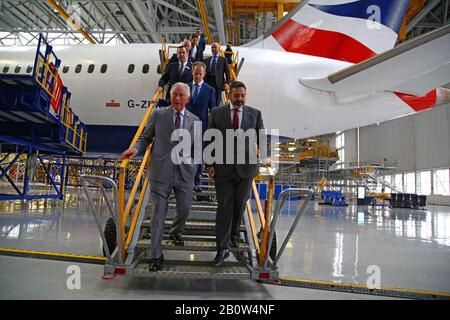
[171,234,184,246]
[213,249,230,267]
[230,236,239,248]
[149,254,164,271]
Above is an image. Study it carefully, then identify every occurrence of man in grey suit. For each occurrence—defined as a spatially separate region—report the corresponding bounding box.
[204,42,230,106]
[206,81,271,267]
[121,82,201,271]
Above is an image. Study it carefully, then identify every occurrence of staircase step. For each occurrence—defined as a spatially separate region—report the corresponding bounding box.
[142,219,246,232]
[136,239,250,252]
[134,260,250,280]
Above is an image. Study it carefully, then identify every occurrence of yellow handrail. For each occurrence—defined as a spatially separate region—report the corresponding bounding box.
[197,0,212,44]
[117,91,160,261]
[258,175,275,267]
[245,201,260,252]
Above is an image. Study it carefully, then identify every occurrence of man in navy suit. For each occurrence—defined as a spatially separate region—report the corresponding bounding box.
[204,42,230,106]
[157,61,216,190]
[156,46,193,99]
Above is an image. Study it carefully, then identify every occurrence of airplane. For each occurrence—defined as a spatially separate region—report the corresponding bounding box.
[0,0,449,155]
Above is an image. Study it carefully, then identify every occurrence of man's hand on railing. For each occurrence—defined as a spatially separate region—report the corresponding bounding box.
[262,157,272,168]
[155,86,163,94]
[120,148,138,160]
[206,166,215,178]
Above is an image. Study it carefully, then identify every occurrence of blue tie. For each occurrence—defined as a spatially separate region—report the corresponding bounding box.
[210,56,217,75]
[192,84,199,103]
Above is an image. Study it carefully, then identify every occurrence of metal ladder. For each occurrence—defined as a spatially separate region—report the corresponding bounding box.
[81,173,312,281]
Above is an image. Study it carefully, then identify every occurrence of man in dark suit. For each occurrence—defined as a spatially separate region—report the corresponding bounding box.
[189,35,204,62]
[206,81,271,267]
[157,62,216,191]
[204,42,230,106]
[157,46,193,99]
[168,39,195,64]
[121,83,201,271]
[194,28,206,54]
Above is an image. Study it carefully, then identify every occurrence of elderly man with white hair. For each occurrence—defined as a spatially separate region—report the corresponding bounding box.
[121,82,201,271]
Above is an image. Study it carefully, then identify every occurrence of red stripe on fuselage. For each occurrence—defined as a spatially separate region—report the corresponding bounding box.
[395,90,437,112]
[272,19,376,64]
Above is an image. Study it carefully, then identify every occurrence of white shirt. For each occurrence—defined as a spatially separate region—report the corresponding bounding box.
[230,102,243,129]
[191,45,197,59]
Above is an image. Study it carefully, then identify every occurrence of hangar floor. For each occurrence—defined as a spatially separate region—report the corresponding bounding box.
[0,187,449,300]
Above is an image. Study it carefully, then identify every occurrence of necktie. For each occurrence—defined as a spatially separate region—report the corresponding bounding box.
[175,112,181,129]
[178,63,183,79]
[210,56,217,75]
[233,108,239,130]
[192,84,199,103]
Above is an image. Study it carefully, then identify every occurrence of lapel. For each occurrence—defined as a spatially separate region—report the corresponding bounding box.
[183,63,191,78]
[189,83,193,98]
[223,103,232,129]
[241,105,249,130]
[184,110,191,129]
[165,107,175,130]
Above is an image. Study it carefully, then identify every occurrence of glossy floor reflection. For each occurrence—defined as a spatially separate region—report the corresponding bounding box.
[0,186,449,299]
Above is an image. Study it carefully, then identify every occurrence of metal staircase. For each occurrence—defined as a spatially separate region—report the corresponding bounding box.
[80,40,312,282]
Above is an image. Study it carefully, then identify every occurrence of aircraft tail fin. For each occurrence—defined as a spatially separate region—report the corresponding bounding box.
[251,0,410,63]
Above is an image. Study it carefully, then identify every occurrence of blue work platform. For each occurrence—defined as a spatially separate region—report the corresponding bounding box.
[0,34,87,201]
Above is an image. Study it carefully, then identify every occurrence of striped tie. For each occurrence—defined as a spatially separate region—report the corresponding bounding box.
[192,84,199,103]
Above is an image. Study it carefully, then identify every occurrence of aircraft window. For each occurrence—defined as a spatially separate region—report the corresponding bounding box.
[14,65,21,73]
[100,64,107,73]
[128,64,135,74]
[142,64,149,74]
[75,64,82,73]
[3,65,10,73]
[26,65,33,73]
[88,64,95,73]
[62,65,70,73]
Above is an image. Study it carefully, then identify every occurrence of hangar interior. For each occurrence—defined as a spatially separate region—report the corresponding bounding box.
[0,0,449,300]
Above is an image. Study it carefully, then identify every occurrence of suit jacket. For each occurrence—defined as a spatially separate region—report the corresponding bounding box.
[134,107,201,187]
[158,61,193,99]
[157,82,216,132]
[189,45,203,62]
[207,103,267,179]
[198,34,206,53]
[204,55,230,90]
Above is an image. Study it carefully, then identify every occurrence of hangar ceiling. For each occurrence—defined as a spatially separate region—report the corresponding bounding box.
[0,0,448,45]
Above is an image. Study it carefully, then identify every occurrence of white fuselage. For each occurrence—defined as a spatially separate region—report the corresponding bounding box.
[0,43,413,139]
